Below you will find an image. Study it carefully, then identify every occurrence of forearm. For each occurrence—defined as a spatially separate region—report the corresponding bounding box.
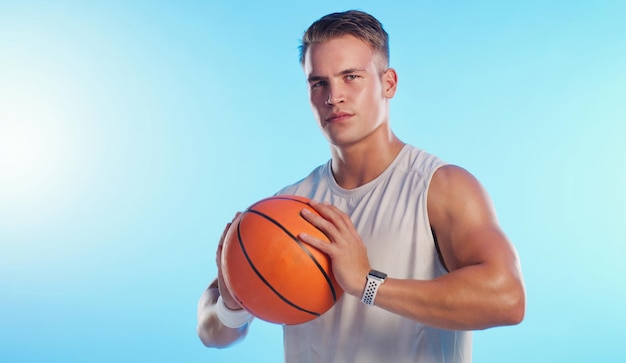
[372,263,525,331]
[196,285,251,348]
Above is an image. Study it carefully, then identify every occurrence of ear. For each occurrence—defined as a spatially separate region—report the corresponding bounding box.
[382,68,398,98]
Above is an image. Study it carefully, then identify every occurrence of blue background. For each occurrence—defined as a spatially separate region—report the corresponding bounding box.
[1,1,624,362]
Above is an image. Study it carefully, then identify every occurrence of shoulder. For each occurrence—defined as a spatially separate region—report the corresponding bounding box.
[276,161,329,196]
[428,165,502,270]
[429,165,489,210]
[428,164,495,229]
[398,144,446,173]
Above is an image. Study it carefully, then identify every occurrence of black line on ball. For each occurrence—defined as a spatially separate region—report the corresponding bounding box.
[248,197,338,302]
[237,213,321,318]
[247,194,337,302]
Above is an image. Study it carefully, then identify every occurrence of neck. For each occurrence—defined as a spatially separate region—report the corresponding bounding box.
[330,131,405,189]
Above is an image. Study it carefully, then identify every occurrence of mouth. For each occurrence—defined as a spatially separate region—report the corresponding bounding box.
[325,111,353,123]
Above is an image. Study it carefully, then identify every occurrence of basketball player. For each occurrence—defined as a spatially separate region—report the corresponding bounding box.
[197,10,525,362]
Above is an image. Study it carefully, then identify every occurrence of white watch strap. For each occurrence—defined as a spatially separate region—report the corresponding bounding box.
[361,276,383,305]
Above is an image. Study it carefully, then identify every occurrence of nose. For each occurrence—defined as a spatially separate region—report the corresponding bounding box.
[325,84,345,106]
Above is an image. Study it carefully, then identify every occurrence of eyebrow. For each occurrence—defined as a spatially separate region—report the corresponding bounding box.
[307,68,366,83]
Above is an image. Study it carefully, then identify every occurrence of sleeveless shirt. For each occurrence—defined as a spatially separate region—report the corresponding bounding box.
[276,144,472,363]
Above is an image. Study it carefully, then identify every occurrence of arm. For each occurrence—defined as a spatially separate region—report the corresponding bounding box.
[299,165,525,330]
[376,165,525,329]
[197,279,250,348]
[197,218,252,348]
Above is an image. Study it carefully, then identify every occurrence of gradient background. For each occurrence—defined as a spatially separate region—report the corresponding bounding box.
[1,1,625,362]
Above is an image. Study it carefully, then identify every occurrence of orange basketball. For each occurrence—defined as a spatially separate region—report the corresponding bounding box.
[221,195,343,325]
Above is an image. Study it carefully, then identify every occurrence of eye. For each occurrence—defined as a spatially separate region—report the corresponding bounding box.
[345,74,360,81]
[310,80,327,90]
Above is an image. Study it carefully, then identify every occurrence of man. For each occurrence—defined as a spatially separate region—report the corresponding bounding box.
[197,10,525,362]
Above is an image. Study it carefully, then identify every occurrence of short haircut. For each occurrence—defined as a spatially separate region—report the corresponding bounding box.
[299,10,390,68]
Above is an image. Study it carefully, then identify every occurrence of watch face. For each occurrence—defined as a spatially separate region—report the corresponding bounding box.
[369,270,387,279]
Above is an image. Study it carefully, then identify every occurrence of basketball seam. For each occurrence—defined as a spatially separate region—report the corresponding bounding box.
[236,214,321,319]
[247,205,338,303]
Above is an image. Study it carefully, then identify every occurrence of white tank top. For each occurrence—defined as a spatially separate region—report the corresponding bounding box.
[277,144,472,363]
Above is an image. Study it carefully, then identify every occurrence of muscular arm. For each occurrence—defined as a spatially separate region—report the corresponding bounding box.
[197,279,250,348]
[374,165,526,330]
[300,165,526,330]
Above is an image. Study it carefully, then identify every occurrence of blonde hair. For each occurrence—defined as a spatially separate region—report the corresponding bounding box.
[299,10,390,68]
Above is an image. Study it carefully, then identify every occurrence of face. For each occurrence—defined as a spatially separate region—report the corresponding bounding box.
[303,35,397,148]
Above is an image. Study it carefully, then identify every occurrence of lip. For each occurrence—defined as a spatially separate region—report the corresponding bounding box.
[325,111,353,123]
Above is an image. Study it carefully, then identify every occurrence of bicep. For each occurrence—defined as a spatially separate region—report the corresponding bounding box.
[428,165,518,272]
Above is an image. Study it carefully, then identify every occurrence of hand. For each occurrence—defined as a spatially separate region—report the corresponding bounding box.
[216,213,243,310]
[298,200,371,297]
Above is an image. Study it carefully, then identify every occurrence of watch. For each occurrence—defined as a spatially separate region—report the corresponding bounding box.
[361,269,388,305]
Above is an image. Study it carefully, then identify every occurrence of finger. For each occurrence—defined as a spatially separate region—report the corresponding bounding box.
[216,214,239,268]
[299,232,333,255]
[216,224,229,265]
[308,201,351,229]
[217,212,242,247]
[218,223,231,247]
[301,206,337,236]
[301,209,351,247]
